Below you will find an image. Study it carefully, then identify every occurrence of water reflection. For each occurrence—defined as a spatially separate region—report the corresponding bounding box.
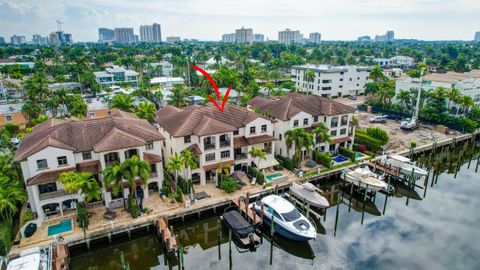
[71,141,480,270]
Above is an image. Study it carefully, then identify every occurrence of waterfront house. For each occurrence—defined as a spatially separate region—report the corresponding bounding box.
[248,93,356,158]
[94,65,139,87]
[156,104,278,185]
[14,111,164,220]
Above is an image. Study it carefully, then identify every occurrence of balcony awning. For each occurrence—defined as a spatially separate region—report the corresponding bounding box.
[27,167,76,186]
[332,137,352,144]
[202,160,235,172]
[76,160,102,174]
[253,155,279,170]
[143,152,163,163]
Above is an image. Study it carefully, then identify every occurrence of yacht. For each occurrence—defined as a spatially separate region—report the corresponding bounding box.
[6,247,50,270]
[380,155,427,178]
[342,167,387,192]
[289,182,330,208]
[220,206,260,249]
[251,195,316,241]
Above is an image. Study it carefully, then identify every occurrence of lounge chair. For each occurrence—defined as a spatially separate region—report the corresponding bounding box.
[103,208,116,220]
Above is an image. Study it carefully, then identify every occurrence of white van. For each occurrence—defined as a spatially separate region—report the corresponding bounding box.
[369,115,388,123]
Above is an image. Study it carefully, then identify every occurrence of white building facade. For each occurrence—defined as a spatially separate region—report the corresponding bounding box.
[94,66,139,87]
[278,29,303,45]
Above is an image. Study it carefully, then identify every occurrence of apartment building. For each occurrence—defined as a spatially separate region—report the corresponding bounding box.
[10,35,27,45]
[114,28,136,43]
[166,36,181,43]
[291,64,372,98]
[222,33,236,43]
[94,65,139,87]
[253,34,264,42]
[149,61,173,76]
[14,111,164,221]
[156,104,278,185]
[98,28,114,42]
[248,93,356,158]
[140,23,162,43]
[373,56,416,69]
[309,32,321,43]
[278,29,303,45]
[235,27,253,44]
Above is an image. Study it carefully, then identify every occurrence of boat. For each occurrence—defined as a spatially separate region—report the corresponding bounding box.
[341,188,382,216]
[289,182,330,208]
[220,206,260,249]
[380,155,427,178]
[342,167,387,192]
[6,245,52,270]
[400,117,418,130]
[251,195,316,241]
[393,181,423,201]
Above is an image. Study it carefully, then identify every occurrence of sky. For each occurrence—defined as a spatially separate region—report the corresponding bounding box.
[0,0,479,42]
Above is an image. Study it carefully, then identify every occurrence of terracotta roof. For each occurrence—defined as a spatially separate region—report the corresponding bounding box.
[183,144,202,155]
[247,93,356,120]
[27,167,75,186]
[332,137,352,144]
[15,111,164,161]
[234,137,249,148]
[156,104,272,137]
[202,160,235,172]
[76,160,102,174]
[246,135,277,145]
[143,152,162,163]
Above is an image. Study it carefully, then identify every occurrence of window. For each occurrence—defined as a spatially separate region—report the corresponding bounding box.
[303,118,308,126]
[250,126,256,134]
[321,87,331,90]
[261,125,267,133]
[163,141,166,147]
[340,72,344,75]
[104,152,119,163]
[88,112,95,118]
[322,79,331,83]
[339,85,343,88]
[293,120,299,127]
[339,78,343,82]
[57,156,68,166]
[125,149,138,159]
[331,117,339,127]
[82,152,92,160]
[221,150,230,159]
[38,183,57,194]
[233,130,239,135]
[340,128,347,135]
[314,116,318,122]
[205,153,215,162]
[184,136,191,143]
[331,130,337,136]
[146,142,154,150]
[357,77,360,80]
[4,115,12,121]
[107,110,112,116]
[349,78,352,81]
[356,84,359,87]
[37,159,48,170]
[341,115,348,126]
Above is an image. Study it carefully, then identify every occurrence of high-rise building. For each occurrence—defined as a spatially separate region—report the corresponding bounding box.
[0,37,5,44]
[49,31,73,46]
[114,28,135,43]
[235,27,253,44]
[32,34,49,45]
[166,36,181,43]
[139,23,162,43]
[222,33,236,43]
[98,28,114,42]
[253,33,264,42]
[357,35,372,42]
[375,31,394,42]
[309,32,321,43]
[475,31,480,42]
[10,35,27,45]
[278,29,303,45]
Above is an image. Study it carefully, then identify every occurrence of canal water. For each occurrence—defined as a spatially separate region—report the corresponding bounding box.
[71,142,480,270]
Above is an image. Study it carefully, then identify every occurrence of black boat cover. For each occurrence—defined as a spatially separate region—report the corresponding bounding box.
[223,210,253,238]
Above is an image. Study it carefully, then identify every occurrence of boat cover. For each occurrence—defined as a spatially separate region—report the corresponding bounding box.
[223,210,253,238]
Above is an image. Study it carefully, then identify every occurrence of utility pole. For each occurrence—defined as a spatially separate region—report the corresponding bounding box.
[413,67,426,121]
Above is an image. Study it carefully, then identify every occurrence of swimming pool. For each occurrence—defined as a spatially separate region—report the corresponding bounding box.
[266,173,282,180]
[333,156,348,163]
[355,153,364,159]
[48,219,72,236]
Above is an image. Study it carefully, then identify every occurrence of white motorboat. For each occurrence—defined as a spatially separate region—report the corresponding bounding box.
[289,182,330,208]
[251,195,316,241]
[6,247,50,270]
[342,167,387,192]
[380,155,427,178]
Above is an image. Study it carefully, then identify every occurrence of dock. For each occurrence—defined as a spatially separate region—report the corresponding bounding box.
[232,194,263,226]
[155,218,178,253]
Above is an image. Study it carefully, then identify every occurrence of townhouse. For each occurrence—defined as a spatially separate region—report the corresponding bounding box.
[14,111,164,220]
[94,65,139,87]
[155,104,278,185]
[291,64,372,98]
[248,93,356,158]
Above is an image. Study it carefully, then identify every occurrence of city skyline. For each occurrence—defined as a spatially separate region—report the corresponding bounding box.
[0,0,479,42]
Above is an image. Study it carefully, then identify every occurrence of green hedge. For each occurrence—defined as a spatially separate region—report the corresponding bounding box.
[275,155,294,170]
[219,176,237,193]
[247,166,265,185]
[313,151,333,168]
[0,220,13,256]
[339,146,356,162]
[354,132,383,152]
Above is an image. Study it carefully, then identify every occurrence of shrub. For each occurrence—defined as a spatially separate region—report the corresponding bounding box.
[22,210,33,225]
[161,180,171,194]
[313,151,333,168]
[257,172,265,185]
[176,189,183,202]
[76,202,89,228]
[219,176,237,193]
[292,154,300,168]
[0,220,13,256]
[354,132,383,152]
[283,158,294,170]
[366,127,389,145]
[177,175,187,194]
[273,164,283,170]
[339,146,356,161]
[4,123,19,135]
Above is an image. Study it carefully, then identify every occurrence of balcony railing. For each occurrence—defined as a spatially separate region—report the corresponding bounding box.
[262,148,272,154]
[150,171,158,178]
[234,153,247,160]
[204,144,216,150]
[105,160,120,167]
[220,140,231,147]
[39,190,69,201]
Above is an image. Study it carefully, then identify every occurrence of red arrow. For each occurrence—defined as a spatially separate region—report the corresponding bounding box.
[191,65,231,112]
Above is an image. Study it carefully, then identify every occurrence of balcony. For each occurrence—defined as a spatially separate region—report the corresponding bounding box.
[262,147,272,154]
[150,171,158,178]
[39,190,69,201]
[105,160,120,167]
[234,153,247,160]
[220,140,231,148]
[204,144,216,151]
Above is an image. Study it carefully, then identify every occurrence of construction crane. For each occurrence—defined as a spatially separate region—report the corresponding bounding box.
[56,19,63,32]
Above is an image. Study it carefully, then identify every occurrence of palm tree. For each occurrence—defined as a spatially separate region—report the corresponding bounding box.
[397,90,412,113]
[458,95,474,115]
[110,93,134,112]
[166,154,184,188]
[369,65,387,83]
[121,156,150,205]
[103,164,126,210]
[446,87,462,111]
[285,128,314,160]
[264,82,275,97]
[248,147,266,181]
[304,70,315,94]
[0,175,27,223]
[168,84,189,108]
[59,171,102,210]
[135,102,156,122]
[180,150,198,199]
[312,124,333,146]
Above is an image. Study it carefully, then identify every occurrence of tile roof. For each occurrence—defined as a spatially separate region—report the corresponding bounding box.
[156,104,271,137]
[246,135,277,145]
[143,152,163,163]
[14,111,164,162]
[247,93,356,120]
[202,160,235,172]
[183,144,202,155]
[332,136,352,144]
[76,160,102,174]
[27,167,75,186]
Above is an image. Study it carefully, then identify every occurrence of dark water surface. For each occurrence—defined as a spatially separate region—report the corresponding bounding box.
[71,143,480,270]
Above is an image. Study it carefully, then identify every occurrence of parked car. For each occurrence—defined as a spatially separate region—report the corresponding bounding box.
[386,114,402,121]
[369,115,388,123]
[348,95,357,100]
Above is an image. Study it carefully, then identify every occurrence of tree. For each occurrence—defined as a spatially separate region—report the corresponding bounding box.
[110,93,134,112]
[304,70,315,93]
[135,102,156,122]
[248,147,266,181]
[180,150,198,199]
[312,124,332,145]
[21,102,42,126]
[264,82,275,97]
[285,128,314,160]
[0,174,27,223]
[397,90,412,113]
[59,171,102,209]
[121,156,150,206]
[166,154,184,187]
[65,94,87,118]
[103,164,126,210]
[368,65,387,83]
[457,95,474,115]
[168,84,189,108]
[446,87,462,111]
